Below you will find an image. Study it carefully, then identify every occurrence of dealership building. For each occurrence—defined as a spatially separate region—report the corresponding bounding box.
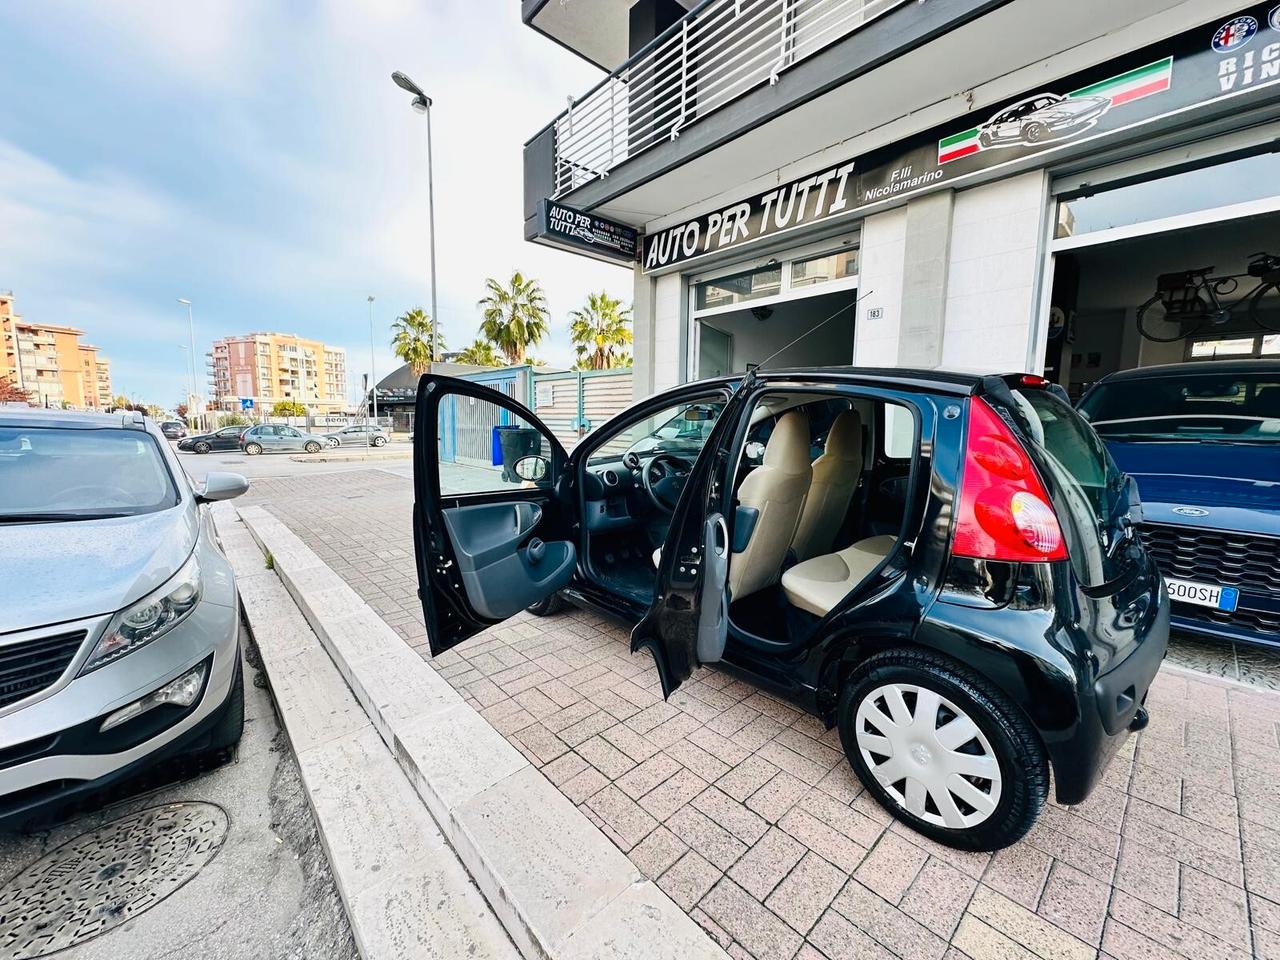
[522,0,1280,399]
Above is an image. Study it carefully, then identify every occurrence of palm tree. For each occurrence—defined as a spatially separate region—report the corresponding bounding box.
[570,292,633,370]
[454,339,503,367]
[391,308,445,374]
[478,272,549,365]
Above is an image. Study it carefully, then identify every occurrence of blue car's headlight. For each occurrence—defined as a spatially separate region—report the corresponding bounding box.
[81,553,202,673]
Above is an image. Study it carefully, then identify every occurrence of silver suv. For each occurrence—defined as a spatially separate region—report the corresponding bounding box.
[0,408,249,827]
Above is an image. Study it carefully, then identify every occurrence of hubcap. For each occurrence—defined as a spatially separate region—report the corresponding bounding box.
[855,682,1002,829]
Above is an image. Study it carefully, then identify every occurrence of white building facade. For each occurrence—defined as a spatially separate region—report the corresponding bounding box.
[523,0,1280,399]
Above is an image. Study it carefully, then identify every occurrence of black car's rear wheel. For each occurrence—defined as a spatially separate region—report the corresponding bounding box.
[194,441,211,454]
[838,648,1048,851]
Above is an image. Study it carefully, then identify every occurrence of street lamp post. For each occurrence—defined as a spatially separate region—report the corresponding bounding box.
[367,294,377,448]
[177,298,197,430]
[391,71,440,369]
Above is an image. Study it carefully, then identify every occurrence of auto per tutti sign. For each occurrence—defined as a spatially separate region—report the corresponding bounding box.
[536,200,638,265]
[642,2,1280,272]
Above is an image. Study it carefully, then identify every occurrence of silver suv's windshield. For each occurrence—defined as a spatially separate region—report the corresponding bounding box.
[1078,371,1280,444]
[0,427,179,522]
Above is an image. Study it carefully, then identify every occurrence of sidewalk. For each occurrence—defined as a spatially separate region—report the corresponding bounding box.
[239,469,1280,960]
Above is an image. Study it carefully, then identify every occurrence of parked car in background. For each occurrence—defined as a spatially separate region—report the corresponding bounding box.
[160,421,187,440]
[323,424,389,447]
[238,423,327,455]
[1079,359,1279,650]
[177,425,247,455]
[0,407,249,828]
[412,369,1169,850]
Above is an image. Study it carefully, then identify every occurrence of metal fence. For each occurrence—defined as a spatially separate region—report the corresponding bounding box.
[550,0,906,196]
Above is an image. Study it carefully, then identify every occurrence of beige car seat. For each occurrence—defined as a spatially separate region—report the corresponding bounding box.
[791,409,863,561]
[728,410,812,601]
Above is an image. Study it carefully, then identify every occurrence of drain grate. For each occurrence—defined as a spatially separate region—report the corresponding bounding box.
[0,802,229,958]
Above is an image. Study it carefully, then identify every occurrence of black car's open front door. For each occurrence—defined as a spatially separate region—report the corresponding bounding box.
[413,375,575,656]
[630,381,753,698]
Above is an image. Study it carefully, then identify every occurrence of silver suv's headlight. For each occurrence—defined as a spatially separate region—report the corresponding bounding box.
[82,553,202,673]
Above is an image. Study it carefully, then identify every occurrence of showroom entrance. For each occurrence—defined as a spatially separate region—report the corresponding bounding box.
[689,242,859,379]
[1045,143,1280,398]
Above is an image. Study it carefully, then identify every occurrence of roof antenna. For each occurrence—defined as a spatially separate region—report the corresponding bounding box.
[754,288,871,373]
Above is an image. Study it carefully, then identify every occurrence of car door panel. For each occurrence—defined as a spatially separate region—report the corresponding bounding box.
[413,374,574,655]
[441,502,576,619]
[630,381,752,698]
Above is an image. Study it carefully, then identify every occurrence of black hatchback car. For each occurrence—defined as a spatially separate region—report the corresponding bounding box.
[176,424,246,454]
[412,368,1169,850]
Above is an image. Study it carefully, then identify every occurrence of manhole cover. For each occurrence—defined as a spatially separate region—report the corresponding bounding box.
[0,802,228,958]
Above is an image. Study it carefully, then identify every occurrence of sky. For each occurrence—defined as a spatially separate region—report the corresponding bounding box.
[0,0,632,407]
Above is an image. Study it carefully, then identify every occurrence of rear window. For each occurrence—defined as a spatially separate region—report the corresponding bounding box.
[0,427,179,521]
[1002,389,1132,587]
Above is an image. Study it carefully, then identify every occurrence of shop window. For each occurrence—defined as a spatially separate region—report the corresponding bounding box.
[792,250,859,288]
[695,266,782,310]
[1056,151,1280,240]
[1189,333,1280,360]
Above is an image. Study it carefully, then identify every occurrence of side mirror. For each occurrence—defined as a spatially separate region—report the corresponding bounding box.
[197,471,250,503]
[512,455,550,483]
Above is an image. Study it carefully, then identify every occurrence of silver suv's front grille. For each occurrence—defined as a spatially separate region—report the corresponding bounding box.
[0,631,87,709]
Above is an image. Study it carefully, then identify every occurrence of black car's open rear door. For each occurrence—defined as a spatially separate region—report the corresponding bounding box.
[630,381,753,698]
[413,374,575,655]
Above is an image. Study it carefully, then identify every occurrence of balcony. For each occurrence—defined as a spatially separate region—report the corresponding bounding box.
[534,0,907,199]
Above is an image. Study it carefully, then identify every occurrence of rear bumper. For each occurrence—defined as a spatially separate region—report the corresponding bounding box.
[1049,584,1170,805]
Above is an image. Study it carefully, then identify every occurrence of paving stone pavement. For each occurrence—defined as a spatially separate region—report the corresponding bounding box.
[240,470,1280,960]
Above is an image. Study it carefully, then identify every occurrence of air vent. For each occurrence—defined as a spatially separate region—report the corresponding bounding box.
[603,470,619,486]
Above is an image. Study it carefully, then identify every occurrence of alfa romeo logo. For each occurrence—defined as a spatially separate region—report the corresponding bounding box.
[1213,15,1258,52]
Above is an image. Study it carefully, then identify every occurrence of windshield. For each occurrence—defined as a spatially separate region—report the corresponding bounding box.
[0,427,179,521]
[587,401,725,464]
[1079,371,1280,444]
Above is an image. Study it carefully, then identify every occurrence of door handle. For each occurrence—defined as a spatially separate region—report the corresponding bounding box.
[526,538,546,564]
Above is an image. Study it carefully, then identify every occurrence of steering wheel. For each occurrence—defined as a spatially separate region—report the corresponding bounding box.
[642,454,691,513]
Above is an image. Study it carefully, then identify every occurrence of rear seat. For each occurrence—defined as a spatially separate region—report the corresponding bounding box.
[780,535,897,617]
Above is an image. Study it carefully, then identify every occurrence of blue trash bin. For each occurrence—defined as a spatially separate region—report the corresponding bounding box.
[492,425,515,466]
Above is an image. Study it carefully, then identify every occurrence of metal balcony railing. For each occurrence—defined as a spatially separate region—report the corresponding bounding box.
[548,0,906,197]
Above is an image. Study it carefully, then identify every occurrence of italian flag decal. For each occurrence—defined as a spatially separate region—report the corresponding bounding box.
[1069,57,1174,106]
[937,56,1174,165]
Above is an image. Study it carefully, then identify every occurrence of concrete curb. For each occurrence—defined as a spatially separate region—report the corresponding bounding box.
[232,502,730,960]
[289,449,412,464]
[211,503,520,960]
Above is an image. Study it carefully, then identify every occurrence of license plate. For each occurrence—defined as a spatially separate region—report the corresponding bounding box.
[1165,578,1240,612]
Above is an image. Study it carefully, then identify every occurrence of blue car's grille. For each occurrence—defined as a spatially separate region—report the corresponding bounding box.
[0,631,86,709]
[1139,524,1280,637]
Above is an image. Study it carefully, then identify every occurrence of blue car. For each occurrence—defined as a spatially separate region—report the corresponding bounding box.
[1078,360,1279,649]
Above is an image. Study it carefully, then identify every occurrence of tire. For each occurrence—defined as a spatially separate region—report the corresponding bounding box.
[244,442,262,456]
[1249,281,1280,333]
[838,648,1048,851]
[199,656,245,759]
[978,131,992,148]
[373,435,387,447]
[1136,293,1205,343]
[327,437,340,448]
[1022,122,1047,144]
[526,592,567,617]
[194,441,211,455]
[304,441,321,454]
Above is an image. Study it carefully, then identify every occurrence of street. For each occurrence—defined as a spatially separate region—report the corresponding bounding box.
[0,635,356,960]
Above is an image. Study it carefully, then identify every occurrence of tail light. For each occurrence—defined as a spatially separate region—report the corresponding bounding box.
[954,397,1067,563]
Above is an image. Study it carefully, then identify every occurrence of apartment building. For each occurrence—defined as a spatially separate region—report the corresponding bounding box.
[0,292,113,408]
[209,332,348,413]
[524,0,1280,400]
